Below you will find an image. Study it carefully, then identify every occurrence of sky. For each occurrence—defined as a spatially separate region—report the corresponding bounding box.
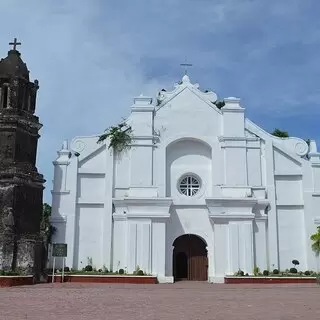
[1,0,320,203]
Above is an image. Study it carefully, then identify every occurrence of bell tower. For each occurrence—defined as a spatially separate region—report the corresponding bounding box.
[0,38,45,274]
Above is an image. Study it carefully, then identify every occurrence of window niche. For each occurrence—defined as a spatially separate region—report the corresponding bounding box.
[1,83,9,109]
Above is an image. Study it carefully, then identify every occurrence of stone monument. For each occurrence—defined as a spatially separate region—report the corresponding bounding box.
[0,38,45,275]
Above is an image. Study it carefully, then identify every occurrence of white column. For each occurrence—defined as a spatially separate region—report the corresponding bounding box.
[64,158,78,269]
[112,216,127,272]
[127,222,137,272]
[136,223,151,274]
[254,218,268,270]
[51,141,79,269]
[265,141,279,269]
[229,223,240,272]
[228,221,254,274]
[165,245,174,281]
[102,146,114,270]
[152,220,166,281]
[129,95,154,188]
[241,222,254,274]
[207,245,214,282]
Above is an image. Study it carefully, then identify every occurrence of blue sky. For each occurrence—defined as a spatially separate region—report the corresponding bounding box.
[1,0,320,202]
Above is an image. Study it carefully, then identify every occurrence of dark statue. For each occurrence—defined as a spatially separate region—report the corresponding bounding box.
[0,39,45,276]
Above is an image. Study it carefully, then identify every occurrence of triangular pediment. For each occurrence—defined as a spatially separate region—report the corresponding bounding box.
[156,75,222,114]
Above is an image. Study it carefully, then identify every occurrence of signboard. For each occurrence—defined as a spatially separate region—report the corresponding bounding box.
[51,243,68,283]
[52,243,67,257]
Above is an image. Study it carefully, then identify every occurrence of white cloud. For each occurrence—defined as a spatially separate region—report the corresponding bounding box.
[0,0,319,201]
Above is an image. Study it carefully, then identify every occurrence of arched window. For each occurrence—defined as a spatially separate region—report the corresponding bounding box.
[1,84,9,109]
[178,175,201,197]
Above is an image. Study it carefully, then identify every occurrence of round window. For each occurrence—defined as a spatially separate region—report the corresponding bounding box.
[178,175,201,197]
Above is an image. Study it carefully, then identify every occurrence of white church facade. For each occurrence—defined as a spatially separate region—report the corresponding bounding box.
[51,74,320,283]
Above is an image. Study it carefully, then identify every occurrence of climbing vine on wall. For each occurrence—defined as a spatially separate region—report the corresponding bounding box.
[97,122,133,152]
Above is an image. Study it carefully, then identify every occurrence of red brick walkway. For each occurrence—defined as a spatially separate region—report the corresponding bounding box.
[0,282,319,320]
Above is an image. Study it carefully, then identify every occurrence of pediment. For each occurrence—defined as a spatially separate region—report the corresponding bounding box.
[156,75,221,114]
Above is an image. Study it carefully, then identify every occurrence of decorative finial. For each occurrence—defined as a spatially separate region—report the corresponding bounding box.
[9,37,21,51]
[62,140,68,150]
[182,74,190,83]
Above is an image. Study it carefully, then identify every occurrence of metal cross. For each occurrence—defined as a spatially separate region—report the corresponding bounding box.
[180,62,193,75]
[9,37,21,50]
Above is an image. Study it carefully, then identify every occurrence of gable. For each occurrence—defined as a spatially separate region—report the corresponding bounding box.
[157,87,220,114]
[155,86,222,138]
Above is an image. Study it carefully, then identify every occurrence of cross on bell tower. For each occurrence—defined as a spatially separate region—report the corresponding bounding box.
[9,37,21,51]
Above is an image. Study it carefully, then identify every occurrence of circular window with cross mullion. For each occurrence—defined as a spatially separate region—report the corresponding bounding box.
[178,175,201,197]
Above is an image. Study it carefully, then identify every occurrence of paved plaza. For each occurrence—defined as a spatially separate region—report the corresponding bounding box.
[0,282,319,320]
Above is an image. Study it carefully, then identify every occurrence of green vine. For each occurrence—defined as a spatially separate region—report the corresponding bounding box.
[97,122,133,152]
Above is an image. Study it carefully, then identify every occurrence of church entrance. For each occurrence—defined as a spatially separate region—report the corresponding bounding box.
[173,234,208,281]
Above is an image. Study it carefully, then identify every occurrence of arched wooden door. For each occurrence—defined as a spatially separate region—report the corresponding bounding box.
[173,234,208,281]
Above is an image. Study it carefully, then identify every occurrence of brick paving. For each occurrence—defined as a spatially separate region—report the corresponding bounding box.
[0,282,319,320]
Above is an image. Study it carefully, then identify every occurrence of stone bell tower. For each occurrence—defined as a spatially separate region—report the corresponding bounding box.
[0,38,45,274]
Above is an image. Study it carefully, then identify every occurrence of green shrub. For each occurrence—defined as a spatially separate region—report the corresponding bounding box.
[84,265,93,272]
[290,267,297,274]
[253,266,260,275]
[292,260,300,267]
[119,268,125,275]
[64,267,70,272]
[263,270,269,276]
[272,269,279,274]
[6,271,19,276]
[236,270,244,276]
[304,270,311,276]
[137,270,144,276]
[245,273,249,276]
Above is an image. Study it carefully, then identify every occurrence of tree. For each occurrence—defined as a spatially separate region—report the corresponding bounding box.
[40,203,56,271]
[40,203,56,244]
[310,227,320,274]
[271,128,289,138]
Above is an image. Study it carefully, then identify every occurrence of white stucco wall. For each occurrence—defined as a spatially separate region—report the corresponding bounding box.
[50,75,320,282]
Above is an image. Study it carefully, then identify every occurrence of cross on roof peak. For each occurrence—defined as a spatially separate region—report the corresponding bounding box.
[9,38,21,51]
[180,62,192,75]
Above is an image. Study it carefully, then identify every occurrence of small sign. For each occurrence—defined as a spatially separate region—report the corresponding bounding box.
[52,243,67,257]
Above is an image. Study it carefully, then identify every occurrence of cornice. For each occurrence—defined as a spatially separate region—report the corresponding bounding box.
[209,214,255,221]
[113,197,172,207]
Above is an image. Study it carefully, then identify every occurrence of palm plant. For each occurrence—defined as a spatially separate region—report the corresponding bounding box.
[97,122,132,153]
[310,226,320,284]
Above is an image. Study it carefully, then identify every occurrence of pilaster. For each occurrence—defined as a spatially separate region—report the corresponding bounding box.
[102,146,114,270]
[129,95,155,188]
[265,140,279,269]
